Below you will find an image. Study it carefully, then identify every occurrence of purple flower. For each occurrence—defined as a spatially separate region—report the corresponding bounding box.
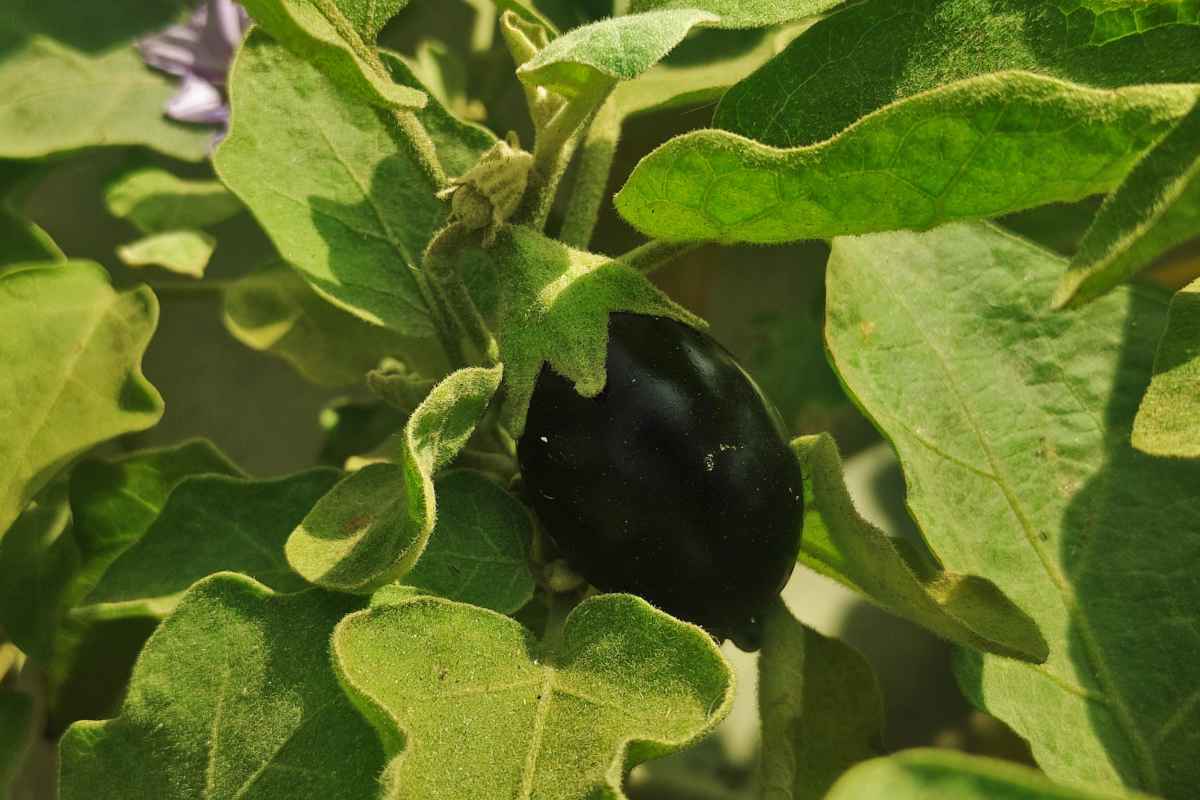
[138,0,250,135]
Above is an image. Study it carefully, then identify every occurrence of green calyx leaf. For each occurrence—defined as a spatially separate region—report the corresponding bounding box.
[238,0,426,109]
[1132,277,1200,458]
[758,599,884,800]
[286,364,503,593]
[216,31,495,334]
[616,72,1197,244]
[0,262,162,541]
[331,594,734,800]
[104,167,242,235]
[793,434,1048,663]
[627,0,844,28]
[489,226,702,435]
[59,573,384,800]
[116,229,216,279]
[824,222,1200,795]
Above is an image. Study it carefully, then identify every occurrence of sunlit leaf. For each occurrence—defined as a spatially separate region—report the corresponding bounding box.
[1132,277,1200,457]
[628,0,843,28]
[116,229,215,278]
[105,167,242,234]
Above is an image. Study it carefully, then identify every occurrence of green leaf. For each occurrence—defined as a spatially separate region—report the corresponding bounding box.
[60,573,384,800]
[0,3,212,161]
[116,229,216,278]
[758,599,883,800]
[216,31,495,334]
[0,690,33,800]
[104,167,242,234]
[1052,0,1200,46]
[0,262,162,540]
[489,226,700,435]
[238,0,426,109]
[287,364,503,593]
[77,469,340,620]
[627,0,843,28]
[0,164,63,268]
[494,0,560,36]
[1055,102,1200,308]
[824,222,1200,796]
[713,0,1200,149]
[616,72,1197,244]
[1132,277,1200,457]
[826,749,1153,799]
[331,594,734,800]
[793,434,1048,662]
[222,262,426,387]
[384,470,535,614]
[517,9,719,98]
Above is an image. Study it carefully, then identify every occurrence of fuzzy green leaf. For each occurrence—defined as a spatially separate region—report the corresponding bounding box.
[616,72,1196,244]
[826,750,1153,800]
[0,2,212,160]
[116,230,216,278]
[517,9,719,98]
[378,470,535,614]
[332,594,734,800]
[105,167,242,235]
[0,262,162,540]
[1052,0,1200,45]
[222,262,426,387]
[627,0,843,28]
[216,31,495,334]
[77,469,340,620]
[60,573,383,800]
[238,0,425,109]
[1132,277,1200,457]
[287,365,503,593]
[793,433,1048,662]
[758,599,883,800]
[713,0,1200,149]
[825,222,1200,796]
[489,226,700,435]
[0,691,33,800]
[1055,102,1200,308]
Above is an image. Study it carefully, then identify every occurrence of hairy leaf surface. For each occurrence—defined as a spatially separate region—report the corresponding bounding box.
[628,0,843,28]
[1132,277,1200,457]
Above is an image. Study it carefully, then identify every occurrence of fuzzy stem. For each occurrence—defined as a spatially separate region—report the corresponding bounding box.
[558,96,621,249]
[423,224,498,366]
[613,240,701,275]
[413,267,468,368]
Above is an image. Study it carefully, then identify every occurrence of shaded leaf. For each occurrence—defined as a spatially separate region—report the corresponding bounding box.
[104,167,242,234]
[758,599,884,800]
[238,0,426,108]
[60,573,384,800]
[0,691,33,800]
[824,222,1200,795]
[0,164,63,268]
[489,226,700,434]
[332,594,734,800]
[1056,102,1200,308]
[826,749,1152,800]
[216,31,495,333]
[1052,0,1200,45]
[0,262,162,540]
[1132,277,1200,457]
[793,434,1047,662]
[221,263,426,387]
[116,229,215,278]
[77,469,340,620]
[616,72,1196,244]
[287,365,503,593]
[628,0,843,28]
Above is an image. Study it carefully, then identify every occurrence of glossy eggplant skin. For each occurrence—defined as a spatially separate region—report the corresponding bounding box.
[518,313,804,640]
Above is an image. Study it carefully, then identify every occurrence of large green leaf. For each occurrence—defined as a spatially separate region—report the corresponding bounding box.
[1132,277,1200,457]
[238,0,425,109]
[216,31,495,334]
[489,226,700,434]
[0,262,162,540]
[627,0,843,27]
[105,167,242,234]
[616,72,1196,244]
[0,2,212,160]
[0,690,33,800]
[826,750,1153,800]
[758,599,883,800]
[1055,102,1200,308]
[332,594,734,800]
[287,365,503,593]
[712,0,1200,148]
[824,222,1200,796]
[77,469,340,620]
[60,573,383,800]
[794,434,1047,662]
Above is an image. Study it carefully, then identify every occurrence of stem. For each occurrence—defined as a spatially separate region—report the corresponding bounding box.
[423,224,498,366]
[559,96,621,249]
[391,109,448,189]
[612,240,701,275]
